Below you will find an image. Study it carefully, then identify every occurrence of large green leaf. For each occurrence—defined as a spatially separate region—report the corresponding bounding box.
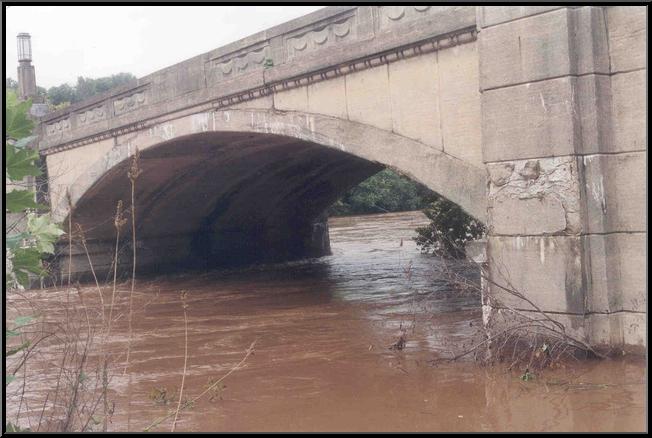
[11,247,45,286]
[5,189,45,213]
[28,213,64,254]
[5,91,34,139]
[13,271,29,289]
[6,143,42,181]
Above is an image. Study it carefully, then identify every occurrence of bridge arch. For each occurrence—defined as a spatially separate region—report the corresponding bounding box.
[56,109,486,274]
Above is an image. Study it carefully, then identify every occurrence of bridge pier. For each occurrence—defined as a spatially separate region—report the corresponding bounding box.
[478,6,646,352]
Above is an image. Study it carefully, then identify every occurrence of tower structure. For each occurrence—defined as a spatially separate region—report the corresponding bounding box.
[17,33,38,101]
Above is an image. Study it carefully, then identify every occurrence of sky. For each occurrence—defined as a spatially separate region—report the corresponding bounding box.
[5,5,324,89]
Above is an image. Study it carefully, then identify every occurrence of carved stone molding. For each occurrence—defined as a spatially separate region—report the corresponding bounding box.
[113,91,147,115]
[42,27,477,155]
[207,43,270,83]
[285,12,357,60]
[46,118,71,136]
[77,106,106,126]
[378,5,440,31]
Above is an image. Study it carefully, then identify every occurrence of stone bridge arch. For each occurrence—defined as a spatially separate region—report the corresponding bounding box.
[56,109,486,274]
[36,5,646,351]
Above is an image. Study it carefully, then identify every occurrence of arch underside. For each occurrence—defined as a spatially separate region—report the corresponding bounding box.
[73,132,383,273]
[62,110,486,276]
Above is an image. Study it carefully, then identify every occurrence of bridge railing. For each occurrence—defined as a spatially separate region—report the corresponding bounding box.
[38,6,477,155]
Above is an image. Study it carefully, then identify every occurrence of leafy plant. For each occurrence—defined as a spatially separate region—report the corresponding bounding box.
[5,90,64,290]
[414,197,485,259]
[5,91,65,431]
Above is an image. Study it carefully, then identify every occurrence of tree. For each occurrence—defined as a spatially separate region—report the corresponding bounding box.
[46,72,136,106]
[413,197,485,259]
[329,169,436,216]
[6,77,18,90]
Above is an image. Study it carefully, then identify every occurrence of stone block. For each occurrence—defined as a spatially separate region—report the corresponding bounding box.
[585,233,646,314]
[482,77,579,162]
[307,76,348,119]
[480,8,609,90]
[606,6,646,73]
[478,6,564,28]
[491,197,567,236]
[611,69,646,153]
[388,52,442,149]
[581,152,646,233]
[344,64,393,131]
[273,86,309,112]
[484,71,636,160]
[487,235,587,314]
[588,312,646,350]
[437,42,483,167]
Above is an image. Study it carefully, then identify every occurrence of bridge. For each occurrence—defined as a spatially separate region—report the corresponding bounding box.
[37,6,646,351]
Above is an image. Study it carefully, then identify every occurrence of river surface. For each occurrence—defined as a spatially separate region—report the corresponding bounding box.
[6,211,646,432]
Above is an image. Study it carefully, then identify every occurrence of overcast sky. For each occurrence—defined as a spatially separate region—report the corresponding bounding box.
[5,6,324,89]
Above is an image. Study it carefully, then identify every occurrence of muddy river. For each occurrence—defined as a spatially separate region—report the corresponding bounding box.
[5,211,646,432]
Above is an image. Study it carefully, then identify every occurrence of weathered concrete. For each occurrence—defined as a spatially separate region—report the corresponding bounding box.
[36,6,646,351]
[479,5,646,352]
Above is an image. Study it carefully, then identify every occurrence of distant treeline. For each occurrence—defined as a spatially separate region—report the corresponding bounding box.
[6,73,136,110]
[328,169,438,217]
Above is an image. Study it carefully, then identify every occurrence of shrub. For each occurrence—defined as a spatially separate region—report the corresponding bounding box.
[414,197,485,258]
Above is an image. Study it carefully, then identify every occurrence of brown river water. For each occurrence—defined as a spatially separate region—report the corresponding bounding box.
[6,211,646,432]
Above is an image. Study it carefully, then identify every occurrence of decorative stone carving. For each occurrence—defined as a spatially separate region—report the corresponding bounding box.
[77,106,106,126]
[46,118,71,136]
[113,91,147,115]
[285,13,356,60]
[208,43,270,83]
[378,5,438,31]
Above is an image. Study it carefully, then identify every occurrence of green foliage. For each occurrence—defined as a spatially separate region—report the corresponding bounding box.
[5,90,64,290]
[5,91,34,138]
[6,77,19,90]
[329,169,436,216]
[46,83,75,106]
[6,190,44,212]
[5,142,41,180]
[414,197,486,259]
[27,213,65,253]
[47,72,136,106]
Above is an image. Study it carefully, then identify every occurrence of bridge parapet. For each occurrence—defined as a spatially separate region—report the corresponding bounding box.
[38,6,477,155]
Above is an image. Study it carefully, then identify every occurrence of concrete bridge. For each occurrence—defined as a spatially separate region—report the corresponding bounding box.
[37,6,646,351]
